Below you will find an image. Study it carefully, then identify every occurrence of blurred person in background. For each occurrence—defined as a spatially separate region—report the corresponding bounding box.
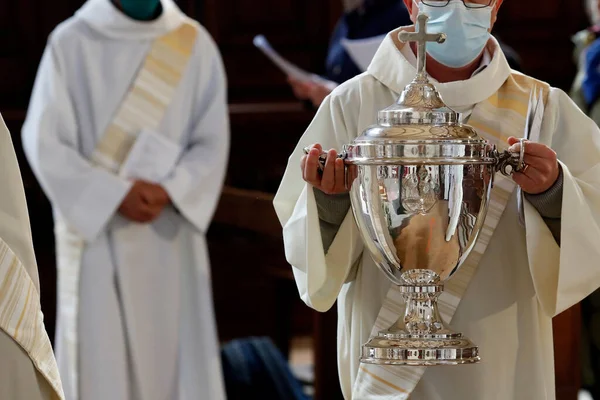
[21,0,229,399]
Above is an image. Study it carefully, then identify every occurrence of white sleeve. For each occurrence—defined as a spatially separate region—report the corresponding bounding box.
[525,88,600,316]
[162,32,230,233]
[274,95,364,312]
[21,40,132,242]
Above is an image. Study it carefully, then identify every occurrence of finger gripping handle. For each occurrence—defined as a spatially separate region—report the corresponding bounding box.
[302,147,348,172]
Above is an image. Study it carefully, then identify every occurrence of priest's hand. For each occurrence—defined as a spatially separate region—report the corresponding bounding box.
[301,144,347,195]
[507,137,560,194]
[138,181,171,208]
[119,181,170,223]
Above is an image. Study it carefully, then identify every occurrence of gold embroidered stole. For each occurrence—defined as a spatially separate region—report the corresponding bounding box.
[54,21,198,400]
[351,73,551,399]
[0,239,64,399]
[91,21,198,173]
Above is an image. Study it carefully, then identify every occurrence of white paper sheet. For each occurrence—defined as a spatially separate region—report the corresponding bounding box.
[253,34,328,84]
[119,129,182,183]
[340,35,385,72]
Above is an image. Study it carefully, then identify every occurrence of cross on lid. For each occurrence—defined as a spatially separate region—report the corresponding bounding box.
[398,13,446,80]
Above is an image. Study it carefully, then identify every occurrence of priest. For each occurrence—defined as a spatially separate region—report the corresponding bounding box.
[21,0,229,399]
[0,115,64,399]
[274,0,600,399]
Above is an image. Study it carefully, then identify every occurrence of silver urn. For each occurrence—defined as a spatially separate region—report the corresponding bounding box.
[339,14,524,366]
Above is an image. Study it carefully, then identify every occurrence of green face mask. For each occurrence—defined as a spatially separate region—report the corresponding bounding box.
[119,0,161,21]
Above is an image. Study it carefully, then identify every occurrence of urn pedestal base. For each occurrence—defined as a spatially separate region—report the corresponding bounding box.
[360,270,480,366]
[360,331,480,366]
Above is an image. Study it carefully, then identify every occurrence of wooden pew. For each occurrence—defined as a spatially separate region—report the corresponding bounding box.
[209,184,344,400]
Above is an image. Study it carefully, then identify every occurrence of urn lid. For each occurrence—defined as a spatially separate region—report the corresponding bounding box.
[344,15,490,166]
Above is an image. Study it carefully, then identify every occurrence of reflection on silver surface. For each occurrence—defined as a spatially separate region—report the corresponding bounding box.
[349,163,491,285]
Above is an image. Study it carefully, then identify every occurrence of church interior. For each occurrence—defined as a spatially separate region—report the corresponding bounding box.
[0,0,595,399]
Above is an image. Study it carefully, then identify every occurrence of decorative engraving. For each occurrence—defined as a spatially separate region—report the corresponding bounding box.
[399,84,446,108]
[401,166,439,214]
[379,339,470,348]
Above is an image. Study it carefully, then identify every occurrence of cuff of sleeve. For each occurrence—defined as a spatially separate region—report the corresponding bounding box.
[524,164,563,219]
[68,169,133,242]
[313,189,351,226]
[162,170,208,232]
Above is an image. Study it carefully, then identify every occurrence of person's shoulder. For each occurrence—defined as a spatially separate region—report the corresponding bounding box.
[508,71,571,110]
[47,16,88,49]
[508,72,580,121]
[508,70,553,92]
[178,16,203,35]
[329,72,385,105]
[179,17,221,56]
[179,17,214,45]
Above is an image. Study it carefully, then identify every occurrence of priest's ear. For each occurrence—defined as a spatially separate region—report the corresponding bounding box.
[491,0,504,27]
[403,0,418,22]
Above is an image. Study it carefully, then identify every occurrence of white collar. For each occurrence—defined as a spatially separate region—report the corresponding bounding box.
[367,26,511,107]
[76,0,185,40]
[473,48,492,75]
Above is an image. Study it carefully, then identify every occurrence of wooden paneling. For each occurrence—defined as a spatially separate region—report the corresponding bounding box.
[494,0,588,91]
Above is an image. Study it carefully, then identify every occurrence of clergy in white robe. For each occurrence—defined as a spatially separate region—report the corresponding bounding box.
[0,115,64,399]
[21,1,229,399]
[274,1,600,399]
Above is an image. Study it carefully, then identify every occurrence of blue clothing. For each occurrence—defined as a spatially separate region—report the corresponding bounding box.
[221,337,310,400]
[583,36,600,109]
[325,0,411,83]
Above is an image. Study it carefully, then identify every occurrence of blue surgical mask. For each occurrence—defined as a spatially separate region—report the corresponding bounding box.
[418,1,492,68]
[119,0,162,21]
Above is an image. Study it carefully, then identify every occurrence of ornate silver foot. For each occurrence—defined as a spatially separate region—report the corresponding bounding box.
[361,270,480,366]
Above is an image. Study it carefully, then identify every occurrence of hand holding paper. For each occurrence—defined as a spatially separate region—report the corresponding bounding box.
[254,33,384,107]
[287,76,337,108]
[253,34,334,84]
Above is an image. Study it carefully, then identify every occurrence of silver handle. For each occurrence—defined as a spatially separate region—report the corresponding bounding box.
[302,147,348,172]
[302,147,352,190]
[491,138,527,177]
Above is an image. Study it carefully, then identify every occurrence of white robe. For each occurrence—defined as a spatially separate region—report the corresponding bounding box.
[274,31,600,400]
[21,1,228,399]
[0,115,62,399]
